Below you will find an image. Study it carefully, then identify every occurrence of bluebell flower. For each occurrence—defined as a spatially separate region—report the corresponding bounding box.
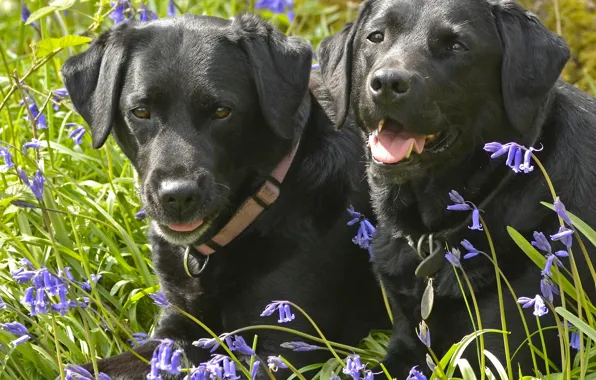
[250,361,261,379]
[330,372,341,380]
[0,296,5,309]
[194,336,222,352]
[22,138,40,153]
[138,5,158,22]
[542,250,568,277]
[570,330,580,350]
[52,88,69,111]
[128,332,149,347]
[550,226,574,249]
[21,3,31,23]
[167,0,176,16]
[255,0,295,22]
[21,97,48,129]
[517,295,548,317]
[343,354,366,379]
[312,63,320,70]
[51,284,72,315]
[64,364,112,380]
[416,320,431,348]
[12,267,36,283]
[444,248,461,268]
[461,239,480,259]
[221,356,240,379]
[225,335,255,356]
[0,147,14,170]
[260,301,295,323]
[109,1,130,24]
[150,291,169,308]
[135,207,147,220]
[347,205,376,261]
[554,197,573,227]
[148,339,182,375]
[540,276,559,303]
[69,125,87,145]
[267,356,288,372]
[446,190,483,230]
[531,231,552,253]
[30,170,45,200]
[483,142,541,174]
[425,354,436,373]
[406,366,428,380]
[363,370,375,380]
[280,341,321,352]
[1,321,31,347]
[81,274,102,292]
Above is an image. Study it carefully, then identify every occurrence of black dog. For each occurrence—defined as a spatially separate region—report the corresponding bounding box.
[62,14,389,379]
[318,0,596,377]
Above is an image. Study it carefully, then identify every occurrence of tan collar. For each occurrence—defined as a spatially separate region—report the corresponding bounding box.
[192,141,300,256]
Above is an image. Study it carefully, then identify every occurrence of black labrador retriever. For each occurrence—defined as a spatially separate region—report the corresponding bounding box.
[318,0,596,377]
[62,14,389,379]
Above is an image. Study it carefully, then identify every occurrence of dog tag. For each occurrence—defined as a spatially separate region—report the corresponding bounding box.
[421,278,434,320]
[415,248,445,278]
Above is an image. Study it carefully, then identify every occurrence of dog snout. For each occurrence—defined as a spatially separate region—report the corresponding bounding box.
[158,179,202,216]
[369,68,412,103]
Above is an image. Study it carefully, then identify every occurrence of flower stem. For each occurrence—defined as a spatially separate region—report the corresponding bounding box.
[379,279,394,325]
[279,356,307,380]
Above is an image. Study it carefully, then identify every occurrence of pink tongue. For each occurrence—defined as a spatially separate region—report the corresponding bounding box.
[168,219,204,232]
[368,129,427,164]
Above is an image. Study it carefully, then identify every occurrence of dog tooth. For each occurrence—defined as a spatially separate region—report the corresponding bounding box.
[378,119,385,133]
[405,141,415,159]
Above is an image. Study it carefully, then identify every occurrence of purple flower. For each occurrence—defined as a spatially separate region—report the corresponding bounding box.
[517,295,548,317]
[280,341,321,352]
[149,339,182,375]
[21,4,31,23]
[446,190,483,230]
[138,5,158,22]
[416,321,431,348]
[225,335,255,356]
[469,208,483,231]
[52,88,69,111]
[128,332,149,347]
[1,321,31,347]
[10,335,31,347]
[267,356,288,372]
[531,232,552,253]
[0,296,5,309]
[64,364,112,380]
[461,239,480,259]
[150,291,168,308]
[51,284,72,315]
[363,370,375,380]
[81,274,102,292]
[449,190,465,204]
[21,97,47,129]
[167,0,176,16]
[22,139,40,153]
[194,336,222,353]
[0,147,14,170]
[484,142,540,174]
[250,361,260,379]
[69,126,87,145]
[445,248,461,268]
[407,366,428,380]
[425,354,436,373]
[540,276,559,303]
[109,1,130,24]
[550,226,574,249]
[312,63,320,70]
[135,208,147,220]
[260,301,295,323]
[12,268,36,283]
[569,326,580,351]
[343,354,366,378]
[255,0,295,21]
[542,250,568,277]
[30,170,45,201]
[347,206,376,261]
[554,197,573,227]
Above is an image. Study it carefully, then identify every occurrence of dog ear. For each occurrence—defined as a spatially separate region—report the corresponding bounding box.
[317,1,372,129]
[235,15,312,140]
[61,24,131,149]
[492,3,570,134]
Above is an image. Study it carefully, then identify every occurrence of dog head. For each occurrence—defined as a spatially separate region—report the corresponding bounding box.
[62,15,312,245]
[318,0,569,183]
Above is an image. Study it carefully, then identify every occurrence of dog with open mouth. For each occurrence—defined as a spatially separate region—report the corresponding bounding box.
[318,0,596,377]
[61,14,389,379]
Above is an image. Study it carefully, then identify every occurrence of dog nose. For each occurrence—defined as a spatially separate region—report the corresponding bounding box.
[158,179,201,214]
[370,68,411,102]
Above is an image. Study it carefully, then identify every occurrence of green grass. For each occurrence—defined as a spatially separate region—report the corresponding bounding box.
[1,1,596,379]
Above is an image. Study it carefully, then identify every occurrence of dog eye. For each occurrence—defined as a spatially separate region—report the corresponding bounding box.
[132,107,151,119]
[448,41,468,52]
[213,107,231,119]
[367,32,384,43]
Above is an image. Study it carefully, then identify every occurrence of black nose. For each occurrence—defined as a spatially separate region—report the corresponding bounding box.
[158,179,201,215]
[370,68,411,103]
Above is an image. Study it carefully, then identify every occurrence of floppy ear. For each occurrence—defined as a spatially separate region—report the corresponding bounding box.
[235,15,312,140]
[61,23,131,149]
[492,3,570,133]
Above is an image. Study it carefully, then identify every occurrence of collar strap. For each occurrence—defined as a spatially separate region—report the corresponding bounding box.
[192,141,300,256]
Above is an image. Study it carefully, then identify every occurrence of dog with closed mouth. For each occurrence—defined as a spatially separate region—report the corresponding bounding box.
[318,0,596,377]
[61,14,389,379]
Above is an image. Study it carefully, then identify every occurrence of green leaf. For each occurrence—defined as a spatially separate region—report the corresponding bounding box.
[288,363,324,380]
[483,350,508,380]
[26,6,59,24]
[457,358,478,380]
[34,35,93,58]
[49,0,76,8]
[556,307,596,342]
[318,358,341,380]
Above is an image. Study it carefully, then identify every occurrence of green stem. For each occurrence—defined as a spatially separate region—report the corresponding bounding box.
[279,356,307,380]
[379,279,394,325]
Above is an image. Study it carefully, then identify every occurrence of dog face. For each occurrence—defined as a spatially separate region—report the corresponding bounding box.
[318,0,569,183]
[62,15,312,245]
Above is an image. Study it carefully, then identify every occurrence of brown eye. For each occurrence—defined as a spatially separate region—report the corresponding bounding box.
[213,107,231,119]
[448,41,468,52]
[132,107,151,119]
[367,32,384,43]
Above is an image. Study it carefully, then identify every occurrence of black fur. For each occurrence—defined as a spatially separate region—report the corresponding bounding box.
[62,14,389,379]
[318,0,596,377]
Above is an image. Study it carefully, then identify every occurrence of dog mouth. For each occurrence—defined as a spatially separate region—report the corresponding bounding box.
[165,212,219,234]
[367,118,458,165]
